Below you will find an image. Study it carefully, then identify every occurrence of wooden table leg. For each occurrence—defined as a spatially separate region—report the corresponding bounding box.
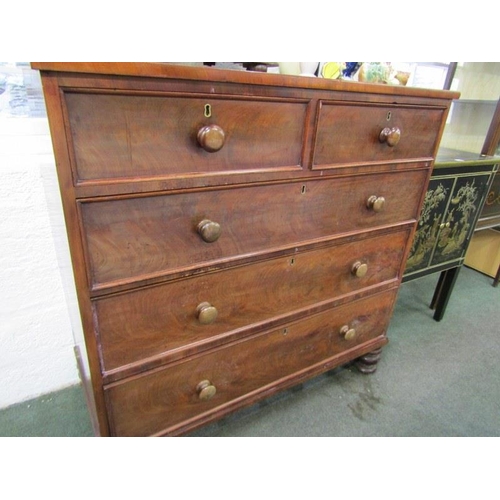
[355,348,383,374]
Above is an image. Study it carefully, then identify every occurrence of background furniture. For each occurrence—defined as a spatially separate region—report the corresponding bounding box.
[404,150,499,320]
[403,63,500,319]
[465,98,500,286]
[438,63,500,285]
[33,62,456,436]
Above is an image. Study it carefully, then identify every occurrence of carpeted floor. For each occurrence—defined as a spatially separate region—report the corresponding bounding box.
[1,266,498,437]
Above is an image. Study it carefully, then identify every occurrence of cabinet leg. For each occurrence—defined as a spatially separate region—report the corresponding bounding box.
[493,264,500,288]
[355,348,383,374]
[431,267,461,322]
[430,270,447,310]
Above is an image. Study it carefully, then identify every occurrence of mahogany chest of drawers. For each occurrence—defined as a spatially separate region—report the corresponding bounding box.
[32,62,458,436]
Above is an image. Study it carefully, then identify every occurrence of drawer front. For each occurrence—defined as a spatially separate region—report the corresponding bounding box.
[313,101,445,167]
[105,288,397,436]
[64,92,307,182]
[81,169,428,290]
[96,228,409,373]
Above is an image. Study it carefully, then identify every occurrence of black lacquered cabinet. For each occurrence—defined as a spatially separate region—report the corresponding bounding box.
[479,170,500,225]
[403,149,499,320]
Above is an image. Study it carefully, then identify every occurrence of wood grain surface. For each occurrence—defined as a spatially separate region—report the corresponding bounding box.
[33,63,457,436]
[95,228,409,375]
[105,288,398,437]
[81,169,427,291]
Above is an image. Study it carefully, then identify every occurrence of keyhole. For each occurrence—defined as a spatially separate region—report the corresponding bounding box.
[301,185,306,194]
[204,104,212,118]
[387,111,392,121]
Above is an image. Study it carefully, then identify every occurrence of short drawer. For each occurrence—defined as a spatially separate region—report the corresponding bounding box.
[64,92,307,182]
[312,101,445,168]
[81,168,428,291]
[95,228,409,373]
[104,288,397,436]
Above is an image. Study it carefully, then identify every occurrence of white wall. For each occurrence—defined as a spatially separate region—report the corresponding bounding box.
[0,114,81,409]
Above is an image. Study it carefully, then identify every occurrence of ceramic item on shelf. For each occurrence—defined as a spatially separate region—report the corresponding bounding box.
[321,62,345,80]
[299,62,319,77]
[278,62,301,75]
[394,70,411,86]
[357,62,390,83]
[342,62,361,79]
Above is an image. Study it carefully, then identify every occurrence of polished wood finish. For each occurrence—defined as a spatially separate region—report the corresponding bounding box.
[32,62,457,436]
[105,289,397,437]
[95,228,409,378]
[313,102,445,167]
[80,169,427,292]
[379,127,402,147]
[64,92,306,181]
[197,124,226,153]
[31,62,458,99]
[355,347,384,374]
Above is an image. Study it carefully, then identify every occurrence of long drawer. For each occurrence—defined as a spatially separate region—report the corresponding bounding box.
[64,92,308,183]
[104,288,397,436]
[81,168,428,291]
[313,101,445,167]
[95,228,409,374]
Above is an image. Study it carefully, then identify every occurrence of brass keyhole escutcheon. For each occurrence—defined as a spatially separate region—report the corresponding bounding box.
[204,103,212,118]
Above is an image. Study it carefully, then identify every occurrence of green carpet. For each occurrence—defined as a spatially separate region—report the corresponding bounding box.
[191,266,500,436]
[1,266,498,437]
[0,384,93,437]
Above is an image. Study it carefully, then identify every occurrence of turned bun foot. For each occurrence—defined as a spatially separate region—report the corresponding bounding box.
[355,348,383,374]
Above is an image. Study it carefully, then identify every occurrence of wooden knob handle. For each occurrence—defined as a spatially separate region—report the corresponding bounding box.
[196,302,218,325]
[197,219,221,243]
[367,195,385,213]
[196,380,217,400]
[197,124,225,152]
[340,325,356,341]
[379,126,401,147]
[352,261,368,278]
